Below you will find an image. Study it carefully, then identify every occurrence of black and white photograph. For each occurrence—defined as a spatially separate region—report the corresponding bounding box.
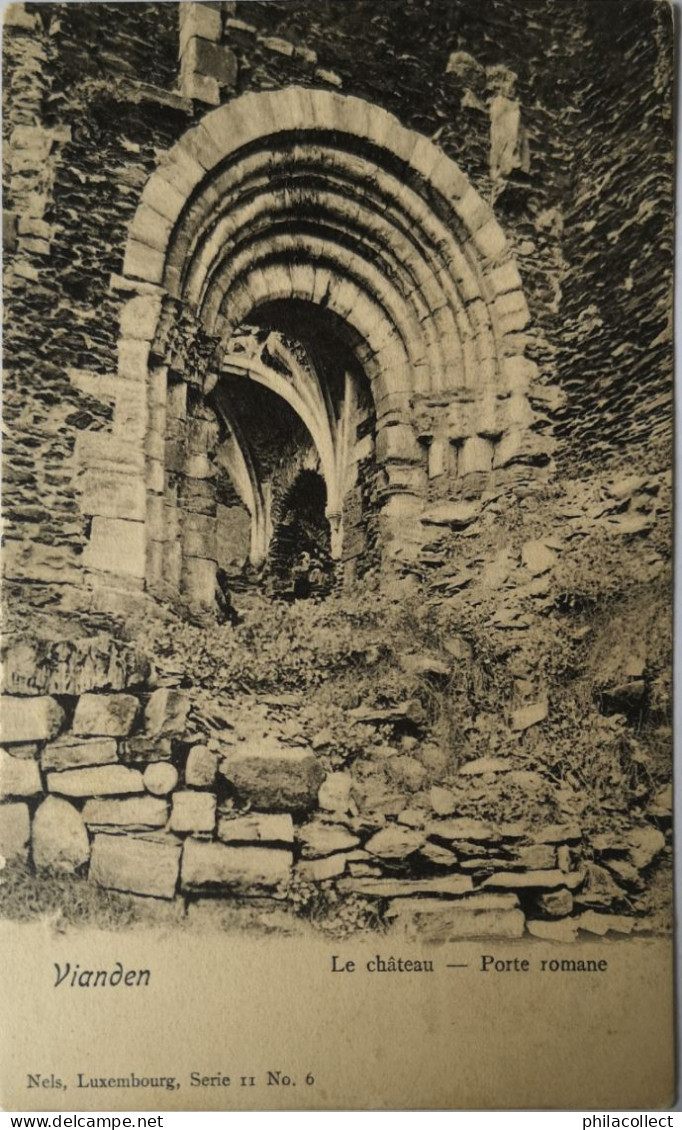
[0,0,675,1111]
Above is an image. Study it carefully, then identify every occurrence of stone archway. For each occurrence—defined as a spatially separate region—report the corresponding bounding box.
[77,87,547,606]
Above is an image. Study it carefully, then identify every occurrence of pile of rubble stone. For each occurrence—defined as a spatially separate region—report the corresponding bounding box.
[0,626,670,941]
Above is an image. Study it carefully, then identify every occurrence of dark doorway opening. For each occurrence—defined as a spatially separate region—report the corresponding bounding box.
[269,470,334,599]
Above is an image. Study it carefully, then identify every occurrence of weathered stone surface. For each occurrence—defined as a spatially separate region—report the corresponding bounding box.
[534,824,582,844]
[32,797,90,872]
[83,517,146,578]
[318,771,353,813]
[3,540,80,585]
[649,784,673,818]
[297,821,360,858]
[577,911,635,936]
[0,636,151,698]
[458,757,512,776]
[510,700,548,731]
[574,863,624,908]
[388,895,524,941]
[42,737,118,772]
[90,833,181,899]
[143,762,179,796]
[482,870,585,890]
[145,689,191,738]
[220,740,325,811]
[397,807,428,828]
[0,743,39,760]
[72,694,139,737]
[185,744,219,788]
[0,802,30,863]
[605,858,641,885]
[337,874,474,898]
[418,842,459,867]
[527,919,578,943]
[181,840,292,893]
[388,756,427,792]
[429,786,457,815]
[169,790,216,834]
[626,826,666,870]
[364,825,425,859]
[521,540,557,575]
[183,39,237,87]
[0,748,42,799]
[536,888,574,917]
[120,736,173,763]
[46,765,145,797]
[512,845,556,870]
[218,813,294,845]
[82,797,168,828]
[421,502,480,527]
[1,695,64,743]
[348,699,425,726]
[297,853,349,881]
[428,818,496,843]
[398,652,450,678]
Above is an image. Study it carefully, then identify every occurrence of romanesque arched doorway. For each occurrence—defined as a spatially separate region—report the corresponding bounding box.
[78,87,546,608]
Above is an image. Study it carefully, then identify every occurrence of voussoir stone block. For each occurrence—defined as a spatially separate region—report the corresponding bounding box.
[32,797,90,873]
[122,239,165,285]
[47,765,145,798]
[0,802,30,863]
[472,219,507,260]
[0,748,42,799]
[1,695,64,743]
[42,736,118,772]
[90,833,181,899]
[220,740,325,812]
[73,693,140,737]
[181,840,292,894]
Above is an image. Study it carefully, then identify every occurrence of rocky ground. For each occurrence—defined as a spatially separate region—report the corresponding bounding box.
[0,465,672,942]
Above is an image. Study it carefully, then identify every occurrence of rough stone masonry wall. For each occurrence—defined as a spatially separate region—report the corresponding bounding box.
[0,1,673,940]
[2,0,673,609]
[0,547,671,945]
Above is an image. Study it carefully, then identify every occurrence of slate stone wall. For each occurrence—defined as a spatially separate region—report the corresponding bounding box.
[1,633,666,941]
[2,1,673,596]
[0,1,673,939]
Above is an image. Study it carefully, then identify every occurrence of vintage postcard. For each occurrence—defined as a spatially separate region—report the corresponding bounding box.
[0,0,675,1112]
